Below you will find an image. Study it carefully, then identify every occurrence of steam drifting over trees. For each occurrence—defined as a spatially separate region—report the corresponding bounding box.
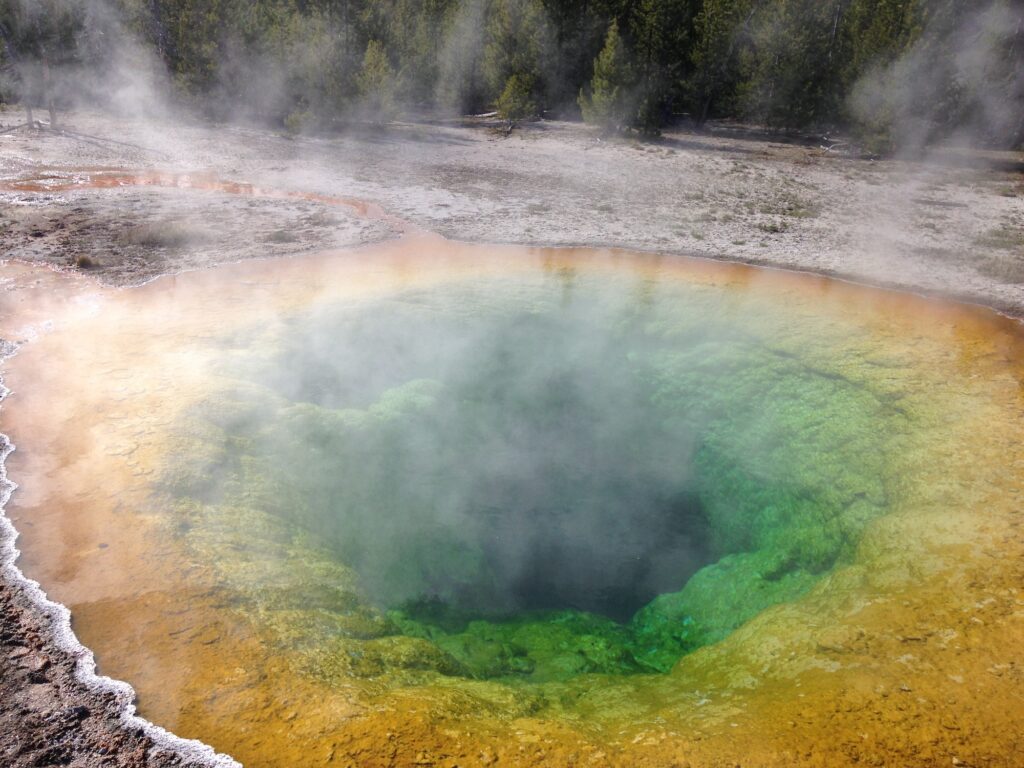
[0,0,1021,150]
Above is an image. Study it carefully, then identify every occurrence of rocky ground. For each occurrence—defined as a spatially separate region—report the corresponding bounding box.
[0,562,228,768]
[0,105,1022,767]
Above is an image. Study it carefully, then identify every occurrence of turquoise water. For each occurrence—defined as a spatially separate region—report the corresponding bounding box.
[159,270,900,681]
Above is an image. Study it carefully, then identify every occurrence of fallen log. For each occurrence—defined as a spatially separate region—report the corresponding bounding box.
[53,126,171,159]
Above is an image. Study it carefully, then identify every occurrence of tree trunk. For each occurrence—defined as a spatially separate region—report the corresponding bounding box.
[697,8,756,128]
[43,58,57,128]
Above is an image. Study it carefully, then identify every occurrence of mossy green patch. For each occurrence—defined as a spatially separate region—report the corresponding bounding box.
[156,271,923,685]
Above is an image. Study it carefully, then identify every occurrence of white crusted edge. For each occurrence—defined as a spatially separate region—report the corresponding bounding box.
[0,339,241,768]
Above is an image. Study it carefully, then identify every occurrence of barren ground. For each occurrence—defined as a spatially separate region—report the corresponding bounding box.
[0,106,1022,767]
[1,108,1022,309]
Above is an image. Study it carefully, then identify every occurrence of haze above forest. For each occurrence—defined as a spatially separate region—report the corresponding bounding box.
[1,0,1022,152]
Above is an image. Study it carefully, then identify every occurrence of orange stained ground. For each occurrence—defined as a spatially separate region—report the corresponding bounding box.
[0,180,1023,768]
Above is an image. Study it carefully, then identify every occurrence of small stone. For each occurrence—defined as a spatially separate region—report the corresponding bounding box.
[27,658,50,683]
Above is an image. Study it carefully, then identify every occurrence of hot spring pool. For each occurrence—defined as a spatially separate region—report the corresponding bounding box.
[3,237,1023,766]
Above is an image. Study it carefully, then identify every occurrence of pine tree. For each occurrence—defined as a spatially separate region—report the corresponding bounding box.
[357,39,397,122]
[435,0,489,113]
[482,0,553,110]
[0,0,82,126]
[630,0,695,135]
[578,20,634,133]
[689,0,755,125]
[495,71,537,129]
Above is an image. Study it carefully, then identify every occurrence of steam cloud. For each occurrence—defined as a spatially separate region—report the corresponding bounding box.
[205,279,716,622]
[850,1,1024,153]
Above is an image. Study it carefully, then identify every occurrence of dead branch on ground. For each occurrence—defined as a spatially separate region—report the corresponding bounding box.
[0,119,171,159]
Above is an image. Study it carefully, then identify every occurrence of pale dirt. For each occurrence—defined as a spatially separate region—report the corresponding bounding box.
[1,106,1021,308]
[0,106,1022,767]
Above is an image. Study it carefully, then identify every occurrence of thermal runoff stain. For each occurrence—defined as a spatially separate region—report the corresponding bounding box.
[3,239,1024,767]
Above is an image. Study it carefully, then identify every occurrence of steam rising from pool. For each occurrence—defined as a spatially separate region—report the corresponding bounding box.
[6,240,1024,766]
[160,266,897,680]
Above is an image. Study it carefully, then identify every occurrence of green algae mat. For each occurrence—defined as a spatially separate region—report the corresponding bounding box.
[162,264,899,684]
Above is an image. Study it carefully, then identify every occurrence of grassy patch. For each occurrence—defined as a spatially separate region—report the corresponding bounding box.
[976,225,1024,251]
[974,223,1024,284]
[975,254,1024,284]
[759,189,821,219]
[758,220,790,234]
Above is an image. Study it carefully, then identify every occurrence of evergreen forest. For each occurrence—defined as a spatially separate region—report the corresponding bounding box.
[1,0,1022,151]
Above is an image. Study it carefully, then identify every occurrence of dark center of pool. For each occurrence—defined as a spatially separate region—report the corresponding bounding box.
[164,272,895,680]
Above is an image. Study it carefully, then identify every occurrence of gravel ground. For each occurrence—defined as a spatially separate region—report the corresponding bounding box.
[0,105,1022,767]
